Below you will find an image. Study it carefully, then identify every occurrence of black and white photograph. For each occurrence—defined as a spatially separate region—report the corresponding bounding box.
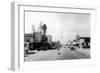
[24,11,90,62]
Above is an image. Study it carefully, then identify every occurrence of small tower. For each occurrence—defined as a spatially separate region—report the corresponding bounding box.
[39,21,43,34]
[41,24,47,42]
[42,24,47,36]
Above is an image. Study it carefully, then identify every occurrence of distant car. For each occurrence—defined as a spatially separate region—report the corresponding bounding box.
[68,41,77,51]
[51,42,62,49]
[69,45,76,51]
[51,42,58,49]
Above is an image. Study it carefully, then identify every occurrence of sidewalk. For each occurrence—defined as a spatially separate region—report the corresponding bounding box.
[76,48,90,58]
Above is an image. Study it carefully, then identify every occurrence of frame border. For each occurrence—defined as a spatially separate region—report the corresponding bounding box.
[11,2,97,71]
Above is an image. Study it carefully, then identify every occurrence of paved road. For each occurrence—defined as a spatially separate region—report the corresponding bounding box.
[24,46,90,62]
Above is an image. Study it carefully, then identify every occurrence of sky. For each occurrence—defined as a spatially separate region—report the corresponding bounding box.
[25,11,90,44]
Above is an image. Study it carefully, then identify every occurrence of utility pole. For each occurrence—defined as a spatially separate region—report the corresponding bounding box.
[32,25,35,42]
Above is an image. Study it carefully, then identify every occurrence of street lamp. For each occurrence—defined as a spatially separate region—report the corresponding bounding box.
[61,36,63,42]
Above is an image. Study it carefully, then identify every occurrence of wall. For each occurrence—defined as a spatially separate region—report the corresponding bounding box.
[0,0,100,73]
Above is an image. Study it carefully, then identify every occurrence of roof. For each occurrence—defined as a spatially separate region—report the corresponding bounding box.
[24,34,33,37]
[79,37,90,39]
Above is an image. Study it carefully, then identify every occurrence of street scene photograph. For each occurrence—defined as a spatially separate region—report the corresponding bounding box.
[24,11,90,62]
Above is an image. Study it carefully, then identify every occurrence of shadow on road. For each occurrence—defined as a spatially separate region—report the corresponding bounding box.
[27,51,37,54]
[24,51,37,57]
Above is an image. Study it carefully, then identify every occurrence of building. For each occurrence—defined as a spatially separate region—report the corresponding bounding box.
[24,34,33,42]
[79,37,90,48]
[34,32,42,42]
[46,35,52,44]
[24,32,53,45]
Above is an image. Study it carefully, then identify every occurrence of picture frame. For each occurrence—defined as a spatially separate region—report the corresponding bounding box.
[11,2,97,71]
